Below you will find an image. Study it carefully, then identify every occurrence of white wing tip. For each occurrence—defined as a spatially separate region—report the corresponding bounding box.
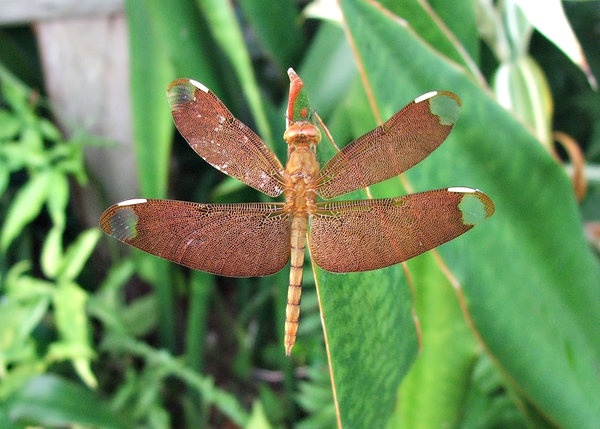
[117,198,148,206]
[414,91,439,104]
[189,79,209,93]
[448,187,477,193]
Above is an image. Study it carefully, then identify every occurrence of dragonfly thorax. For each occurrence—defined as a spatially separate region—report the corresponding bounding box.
[283,144,319,215]
[283,179,317,214]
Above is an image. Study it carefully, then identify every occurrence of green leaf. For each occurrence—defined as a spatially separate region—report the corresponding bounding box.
[295,22,356,119]
[135,255,177,351]
[53,138,88,184]
[0,294,49,363]
[245,401,273,429]
[52,282,97,388]
[341,0,600,427]
[429,0,479,63]
[514,0,597,89]
[0,64,31,116]
[493,56,554,149]
[0,109,21,140]
[196,0,273,146]
[7,374,126,428]
[46,170,69,228]
[5,263,55,299]
[0,161,9,196]
[125,0,175,198]
[122,294,159,337]
[0,362,46,401]
[94,258,136,305]
[10,278,55,302]
[379,0,479,80]
[103,335,250,426]
[315,265,417,429]
[38,118,62,141]
[41,171,70,278]
[240,0,305,68]
[0,170,52,252]
[40,226,63,279]
[391,253,479,428]
[87,260,138,336]
[20,127,43,151]
[458,354,527,428]
[142,0,221,91]
[1,143,28,171]
[57,228,101,281]
[296,367,337,429]
[185,271,213,371]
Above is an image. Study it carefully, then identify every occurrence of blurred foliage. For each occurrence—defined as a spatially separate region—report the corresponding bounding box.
[0,64,101,421]
[0,0,599,428]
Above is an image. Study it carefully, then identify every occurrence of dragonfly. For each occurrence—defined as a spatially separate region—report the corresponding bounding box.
[100,68,495,355]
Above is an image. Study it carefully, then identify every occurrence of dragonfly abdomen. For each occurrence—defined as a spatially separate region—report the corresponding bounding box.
[285,213,308,355]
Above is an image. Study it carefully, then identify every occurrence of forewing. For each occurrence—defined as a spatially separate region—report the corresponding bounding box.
[167,79,285,197]
[309,188,494,273]
[100,199,290,277]
[317,91,461,199]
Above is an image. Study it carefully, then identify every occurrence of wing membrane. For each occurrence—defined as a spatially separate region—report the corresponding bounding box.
[167,79,285,197]
[317,91,461,199]
[309,188,494,273]
[100,199,290,277]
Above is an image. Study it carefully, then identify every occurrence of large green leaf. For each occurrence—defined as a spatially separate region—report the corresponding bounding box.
[380,0,479,80]
[391,253,478,428]
[125,0,175,199]
[314,265,417,429]
[143,0,221,92]
[428,0,479,64]
[340,0,600,427]
[240,0,305,69]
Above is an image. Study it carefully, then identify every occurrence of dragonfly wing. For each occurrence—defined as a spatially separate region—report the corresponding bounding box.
[309,188,494,273]
[167,79,285,197]
[317,91,461,199]
[100,199,290,277]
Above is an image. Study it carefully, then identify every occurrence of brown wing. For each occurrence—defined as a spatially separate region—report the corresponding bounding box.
[167,79,285,197]
[309,188,494,273]
[100,199,290,277]
[317,91,461,199]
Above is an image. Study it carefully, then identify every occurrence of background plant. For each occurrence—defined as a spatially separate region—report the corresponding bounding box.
[1,0,599,428]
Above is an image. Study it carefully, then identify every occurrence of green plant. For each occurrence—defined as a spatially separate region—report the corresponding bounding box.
[0,65,108,425]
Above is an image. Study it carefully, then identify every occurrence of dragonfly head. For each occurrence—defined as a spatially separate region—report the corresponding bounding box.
[283,121,322,151]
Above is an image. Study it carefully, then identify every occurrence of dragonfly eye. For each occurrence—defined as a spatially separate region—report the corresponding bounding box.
[304,124,321,143]
[283,122,321,145]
